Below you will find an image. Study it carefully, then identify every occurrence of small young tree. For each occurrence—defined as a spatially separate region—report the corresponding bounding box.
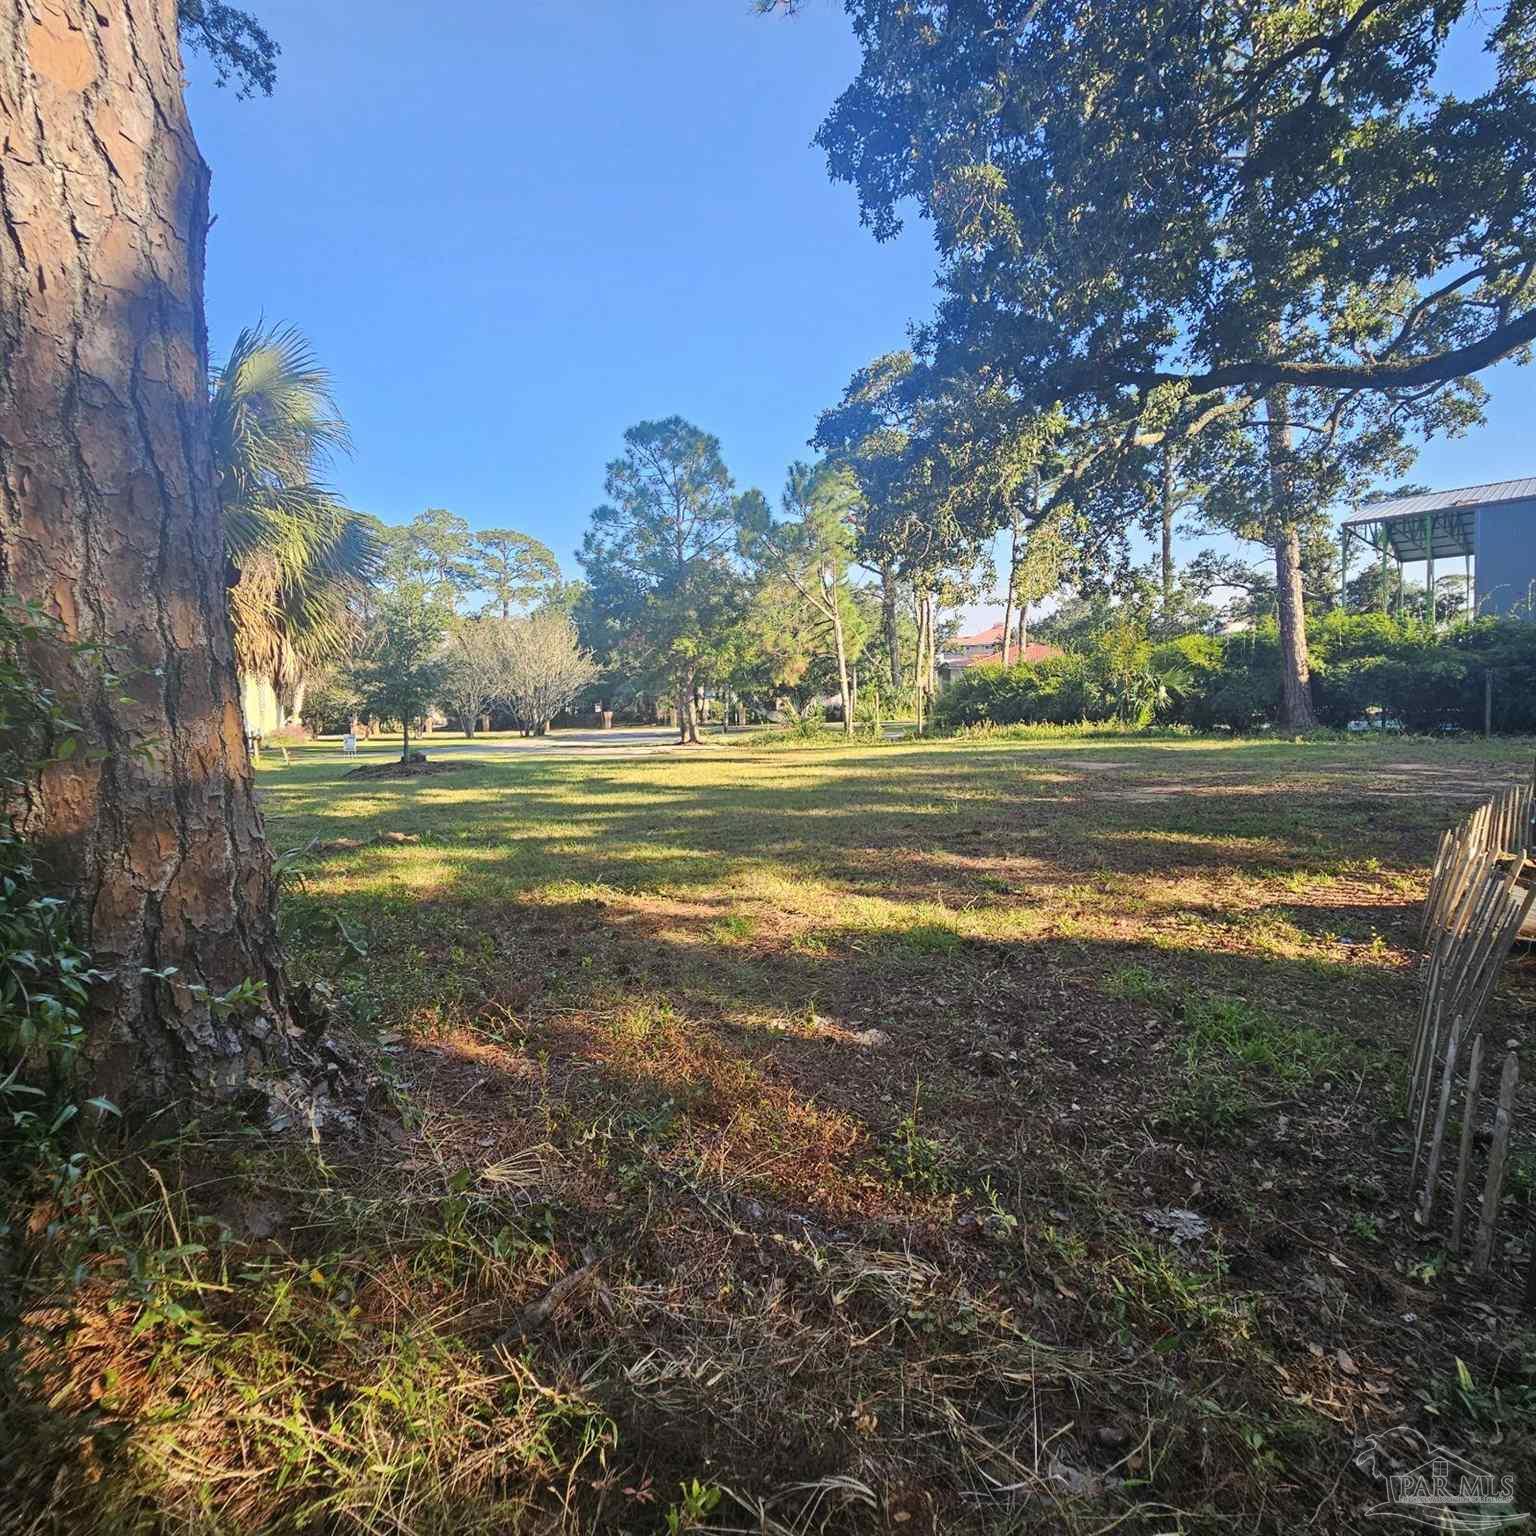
[299,666,364,736]
[353,596,449,761]
[500,612,599,735]
[1010,514,1071,656]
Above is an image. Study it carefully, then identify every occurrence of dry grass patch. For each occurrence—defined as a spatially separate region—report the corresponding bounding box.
[5,731,1536,1533]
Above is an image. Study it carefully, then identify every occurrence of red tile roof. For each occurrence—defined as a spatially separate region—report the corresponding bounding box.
[953,622,1008,648]
[943,641,1062,669]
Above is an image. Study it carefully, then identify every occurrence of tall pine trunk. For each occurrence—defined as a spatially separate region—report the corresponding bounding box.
[1266,388,1317,730]
[0,0,292,1105]
[880,563,900,689]
[829,602,853,737]
[1001,497,1020,667]
[911,596,925,734]
[1160,445,1176,608]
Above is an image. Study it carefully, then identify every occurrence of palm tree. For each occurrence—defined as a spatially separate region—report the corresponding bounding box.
[211,323,381,731]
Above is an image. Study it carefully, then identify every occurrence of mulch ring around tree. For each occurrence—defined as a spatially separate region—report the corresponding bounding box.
[345,760,469,781]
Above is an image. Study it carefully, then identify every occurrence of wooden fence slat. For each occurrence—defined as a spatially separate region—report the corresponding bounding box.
[1411,851,1490,1119]
[1450,1032,1485,1254]
[1462,879,1536,1038]
[1412,861,1504,1133]
[1408,785,1529,1277]
[1421,827,1455,945]
[1474,1051,1520,1277]
[1418,1024,1461,1223]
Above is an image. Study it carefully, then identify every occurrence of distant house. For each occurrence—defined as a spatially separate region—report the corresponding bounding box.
[937,623,1062,687]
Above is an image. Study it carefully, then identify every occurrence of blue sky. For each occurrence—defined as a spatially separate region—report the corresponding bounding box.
[187,2,1533,625]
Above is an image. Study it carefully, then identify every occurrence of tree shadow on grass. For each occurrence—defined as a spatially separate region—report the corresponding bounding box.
[264,750,1465,927]
[10,907,1534,1535]
[75,737,1516,1529]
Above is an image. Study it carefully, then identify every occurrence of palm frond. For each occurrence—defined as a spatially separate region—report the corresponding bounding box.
[211,323,351,495]
[213,321,379,682]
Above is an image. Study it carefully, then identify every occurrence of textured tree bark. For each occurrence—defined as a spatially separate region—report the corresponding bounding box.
[911,586,929,733]
[1265,389,1318,730]
[0,0,293,1105]
[1273,524,1316,728]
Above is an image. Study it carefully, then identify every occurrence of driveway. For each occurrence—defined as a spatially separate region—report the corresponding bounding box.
[342,727,738,761]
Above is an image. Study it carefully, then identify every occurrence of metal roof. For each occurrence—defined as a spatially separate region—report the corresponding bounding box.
[1341,478,1536,525]
[1343,507,1475,562]
[1340,478,1536,562]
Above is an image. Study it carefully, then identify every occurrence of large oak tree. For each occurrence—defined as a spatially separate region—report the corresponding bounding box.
[785,0,1536,725]
[0,0,293,1104]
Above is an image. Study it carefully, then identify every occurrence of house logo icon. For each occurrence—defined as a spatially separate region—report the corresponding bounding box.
[1366,1451,1528,1531]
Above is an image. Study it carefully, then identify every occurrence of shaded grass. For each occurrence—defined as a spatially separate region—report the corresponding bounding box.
[6,730,1536,1533]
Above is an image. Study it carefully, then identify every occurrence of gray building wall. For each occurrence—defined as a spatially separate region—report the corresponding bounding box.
[1475,498,1536,617]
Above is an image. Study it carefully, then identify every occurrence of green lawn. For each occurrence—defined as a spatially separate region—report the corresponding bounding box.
[13,731,1536,1534]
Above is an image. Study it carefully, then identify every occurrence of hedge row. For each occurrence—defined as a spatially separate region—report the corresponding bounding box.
[933,615,1536,734]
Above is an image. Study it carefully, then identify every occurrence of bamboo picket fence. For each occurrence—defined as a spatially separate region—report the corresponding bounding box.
[1409,768,1535,1296]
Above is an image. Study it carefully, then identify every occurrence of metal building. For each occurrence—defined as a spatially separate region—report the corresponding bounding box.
[1340,478,1536,624]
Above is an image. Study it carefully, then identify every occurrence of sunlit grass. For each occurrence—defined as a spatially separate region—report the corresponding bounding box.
[9,730,1536,1532]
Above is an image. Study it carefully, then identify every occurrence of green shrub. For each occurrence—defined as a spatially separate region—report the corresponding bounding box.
[1304,613,1536,731]
[935,610,1536,737]
[0,598,114,1157]
[932,654,1098,729]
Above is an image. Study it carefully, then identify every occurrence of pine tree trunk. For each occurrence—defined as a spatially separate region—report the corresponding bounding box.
[0,0,292,1105]
[1160,445,1176,608]
[925,592,938,697]
[1273,524,1316,729]
[1001,499,1020,667]
[829,594,853,738]
[911,588,928,733]
[909,589,924,695]
[1019,466,1041,658]
[1266,389,1318,730]
[881,563,900,690]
